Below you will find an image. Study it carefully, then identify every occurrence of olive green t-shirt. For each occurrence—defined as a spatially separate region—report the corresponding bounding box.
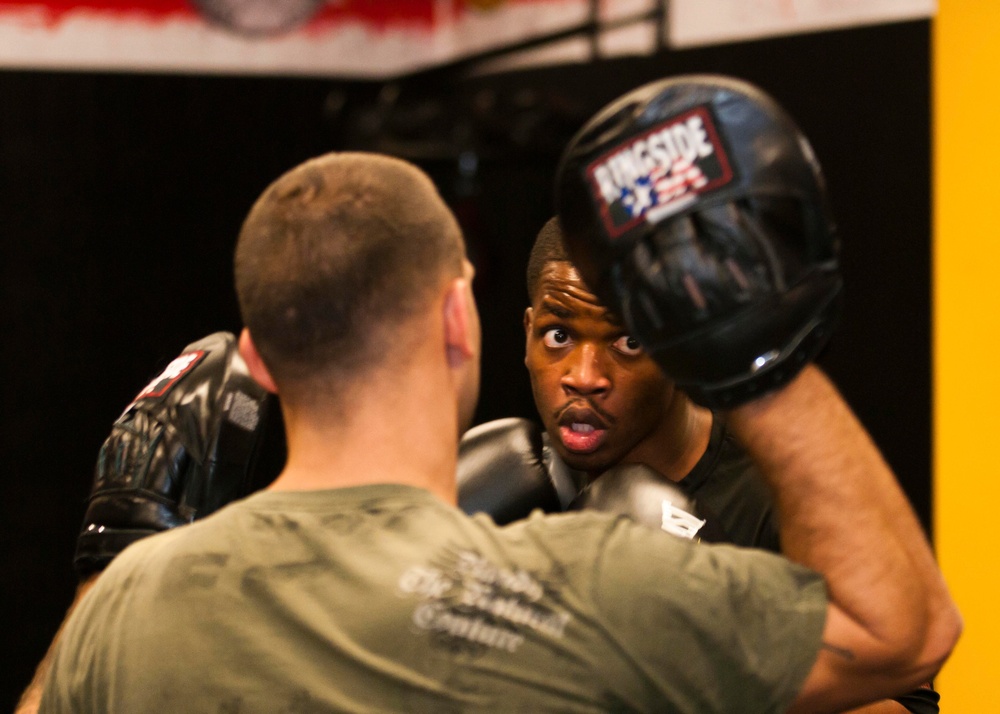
[41,484,826,713]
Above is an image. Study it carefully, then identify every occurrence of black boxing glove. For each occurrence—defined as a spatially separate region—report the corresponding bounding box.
[569,462,727,543]
[457,418,576,525]
[555,74,842,408]
[74,332,281,576]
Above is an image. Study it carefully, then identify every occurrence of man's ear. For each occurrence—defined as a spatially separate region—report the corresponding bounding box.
[238,328,279,394]
[443,277,476,368]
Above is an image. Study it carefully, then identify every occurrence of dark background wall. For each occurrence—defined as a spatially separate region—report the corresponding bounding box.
[1,19,930,709]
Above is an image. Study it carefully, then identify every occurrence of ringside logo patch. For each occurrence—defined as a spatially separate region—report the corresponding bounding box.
[585,106,736,238]
[134,350,207,400]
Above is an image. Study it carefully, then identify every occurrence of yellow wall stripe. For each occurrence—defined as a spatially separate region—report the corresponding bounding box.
[934,2,1000,707]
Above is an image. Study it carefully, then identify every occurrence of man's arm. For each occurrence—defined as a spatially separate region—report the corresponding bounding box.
[554,72,961,711]
[727,366,961,713]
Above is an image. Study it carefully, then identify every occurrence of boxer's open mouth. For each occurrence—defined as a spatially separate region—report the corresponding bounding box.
[557,407,609,454]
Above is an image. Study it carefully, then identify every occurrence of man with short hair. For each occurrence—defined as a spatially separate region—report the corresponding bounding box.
[523,216,777,548]
[38,149,959,714]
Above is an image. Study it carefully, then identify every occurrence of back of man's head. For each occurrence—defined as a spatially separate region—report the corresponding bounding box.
[234,152,465,396]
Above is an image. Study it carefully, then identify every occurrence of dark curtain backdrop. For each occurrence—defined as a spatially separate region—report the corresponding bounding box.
[0,19,930,709]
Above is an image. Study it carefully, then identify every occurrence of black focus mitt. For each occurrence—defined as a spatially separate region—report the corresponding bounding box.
[555,74,842,408]
[74,331,280,576]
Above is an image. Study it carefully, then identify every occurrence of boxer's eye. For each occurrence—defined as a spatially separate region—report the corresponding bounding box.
[542,328,571,348]
[613,335,644,356]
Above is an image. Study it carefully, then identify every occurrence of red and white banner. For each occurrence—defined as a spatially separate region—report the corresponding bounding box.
[0,0,591,77]
[0,0,935,78]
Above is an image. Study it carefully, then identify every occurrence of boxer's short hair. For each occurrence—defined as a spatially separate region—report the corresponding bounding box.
[526,216,572,301]
[234,152,464,387]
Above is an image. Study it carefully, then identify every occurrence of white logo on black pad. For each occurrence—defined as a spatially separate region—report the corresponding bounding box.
[585,106,736,238]
[661,501,706,540]
[135,350,206,400]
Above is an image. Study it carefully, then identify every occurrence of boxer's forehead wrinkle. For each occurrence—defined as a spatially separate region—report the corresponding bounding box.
[536,263,607,311]
[537,294,617,327]
[538,303,573,320]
